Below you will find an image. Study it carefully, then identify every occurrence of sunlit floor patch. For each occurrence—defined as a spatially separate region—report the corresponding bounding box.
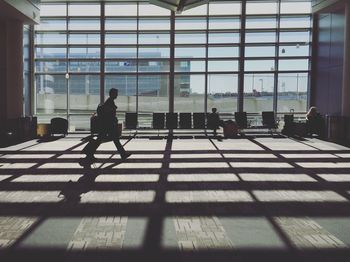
[297,162,350,168]
[253,190,348,202]
[12,175,82,182]
[230,162,293,168]
[113,162,162,169]
[95,174,159,182]
[317,174,350,181]
[0,191,62,202]
[166,190,253,203]
[223,153,277,158]
[0,163,38,169]
[239,173,316,182]
[167,173,238,182]
[38,163,83,169]
[171,154,222,159]
[68,217,127,250]
[80,191,155,203]
[274,217,347,249]
[0,216,38,249]
[0,154,55,159]
[336,154,350,158]
[281,153,338,159]
[170,162,229,168]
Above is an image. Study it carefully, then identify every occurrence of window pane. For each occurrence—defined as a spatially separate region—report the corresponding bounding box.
[69,34,100,45]
[105,34,137,45]
[139,47,170,58]
[139,33,170,44]
[245,32,276,43]
[175,61,205,72]
[68,4,100,16]
[138,75,169,112]
[279,59,309,71]
[40,4,66,17]
[246,2,278,14]
[139,18,170,30]
[245,46,276,57]
[36,61,66,73]
[209,2,241,15]
[175,47,206,58]
[138,60,170,72]
[245,60,275,71]
[105,19,137,31]
[139,4,170,16]
[244,74,274,113]
[208,46,239,58]
[105,61,136,72]
[175,33,206,44]
[280,31,310,43]
[208,60,239,72]
[36,74,67,114]
[69,48,100,59]
[209,33,240,44]
[279,45,310,57]
[36,19,66,31]
[69,115,91,132]
[277,73,308,112]
[69,19,100,30]
[209,17,240,30]
[69,75,100,114]
[105,75,137,112]
[69,61,100,72]
[175,74,205,112]
[280,16,311,28]
[207,74,238,112]
[36,33,67,45]
[246,17,277,29]
[36,47,66,59]
[280,2,312,14]
[105,47,137,58]
[105,4,137,16]
[176,18,206,30]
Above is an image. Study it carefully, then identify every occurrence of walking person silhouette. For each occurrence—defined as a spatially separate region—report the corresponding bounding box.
[80,88,131,166]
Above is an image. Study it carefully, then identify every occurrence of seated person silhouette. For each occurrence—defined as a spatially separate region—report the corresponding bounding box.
[306,106,324,137]
[207,108,225,137]
[81,88,131,165]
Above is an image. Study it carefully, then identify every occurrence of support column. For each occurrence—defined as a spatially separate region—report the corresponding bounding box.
[342,2,350,117]
[169,11,175,113]
[0,19,23,121]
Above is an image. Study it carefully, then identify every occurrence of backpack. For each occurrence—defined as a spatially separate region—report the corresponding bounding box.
[96,103,105,117]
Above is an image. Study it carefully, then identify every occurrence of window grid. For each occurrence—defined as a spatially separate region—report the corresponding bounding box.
[34,1,312,130]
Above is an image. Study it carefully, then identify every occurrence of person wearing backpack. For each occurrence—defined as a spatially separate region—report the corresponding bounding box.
[81,88,131,165]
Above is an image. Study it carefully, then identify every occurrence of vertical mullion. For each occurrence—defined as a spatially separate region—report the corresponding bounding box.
[238,1,246,112]
[29,25,35,116]
[66,3,69,123]
[169,11,175,113]
[100,2,105,104]
[205,3,209,114]
[274,0,281,115]
[136,2,139,114]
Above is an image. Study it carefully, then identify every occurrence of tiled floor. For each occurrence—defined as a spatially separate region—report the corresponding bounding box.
[0,135,350,261]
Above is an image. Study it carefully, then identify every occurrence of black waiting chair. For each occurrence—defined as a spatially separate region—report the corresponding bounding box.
[179,113,192,129]
[234,112,248,129]
[193,113,206,129]
[262,111,279,133]
[152,113,165,129]
[166,113,178,129]
[125,112,138,129]
[50,117,68,136]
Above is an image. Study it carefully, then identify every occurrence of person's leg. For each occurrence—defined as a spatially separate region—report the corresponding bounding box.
[109,126,130,159]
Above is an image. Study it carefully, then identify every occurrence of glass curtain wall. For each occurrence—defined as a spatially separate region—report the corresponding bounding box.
[34,1,312,130]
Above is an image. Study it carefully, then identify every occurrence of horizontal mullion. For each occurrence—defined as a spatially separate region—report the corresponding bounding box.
[277,70,310,73]
[278,56,311,60]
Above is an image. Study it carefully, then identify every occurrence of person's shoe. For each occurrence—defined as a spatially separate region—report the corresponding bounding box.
[121,152,131,161]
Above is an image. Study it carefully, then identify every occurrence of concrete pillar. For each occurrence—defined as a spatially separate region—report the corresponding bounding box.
[342,2,350,117]
[0,19,23,121]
